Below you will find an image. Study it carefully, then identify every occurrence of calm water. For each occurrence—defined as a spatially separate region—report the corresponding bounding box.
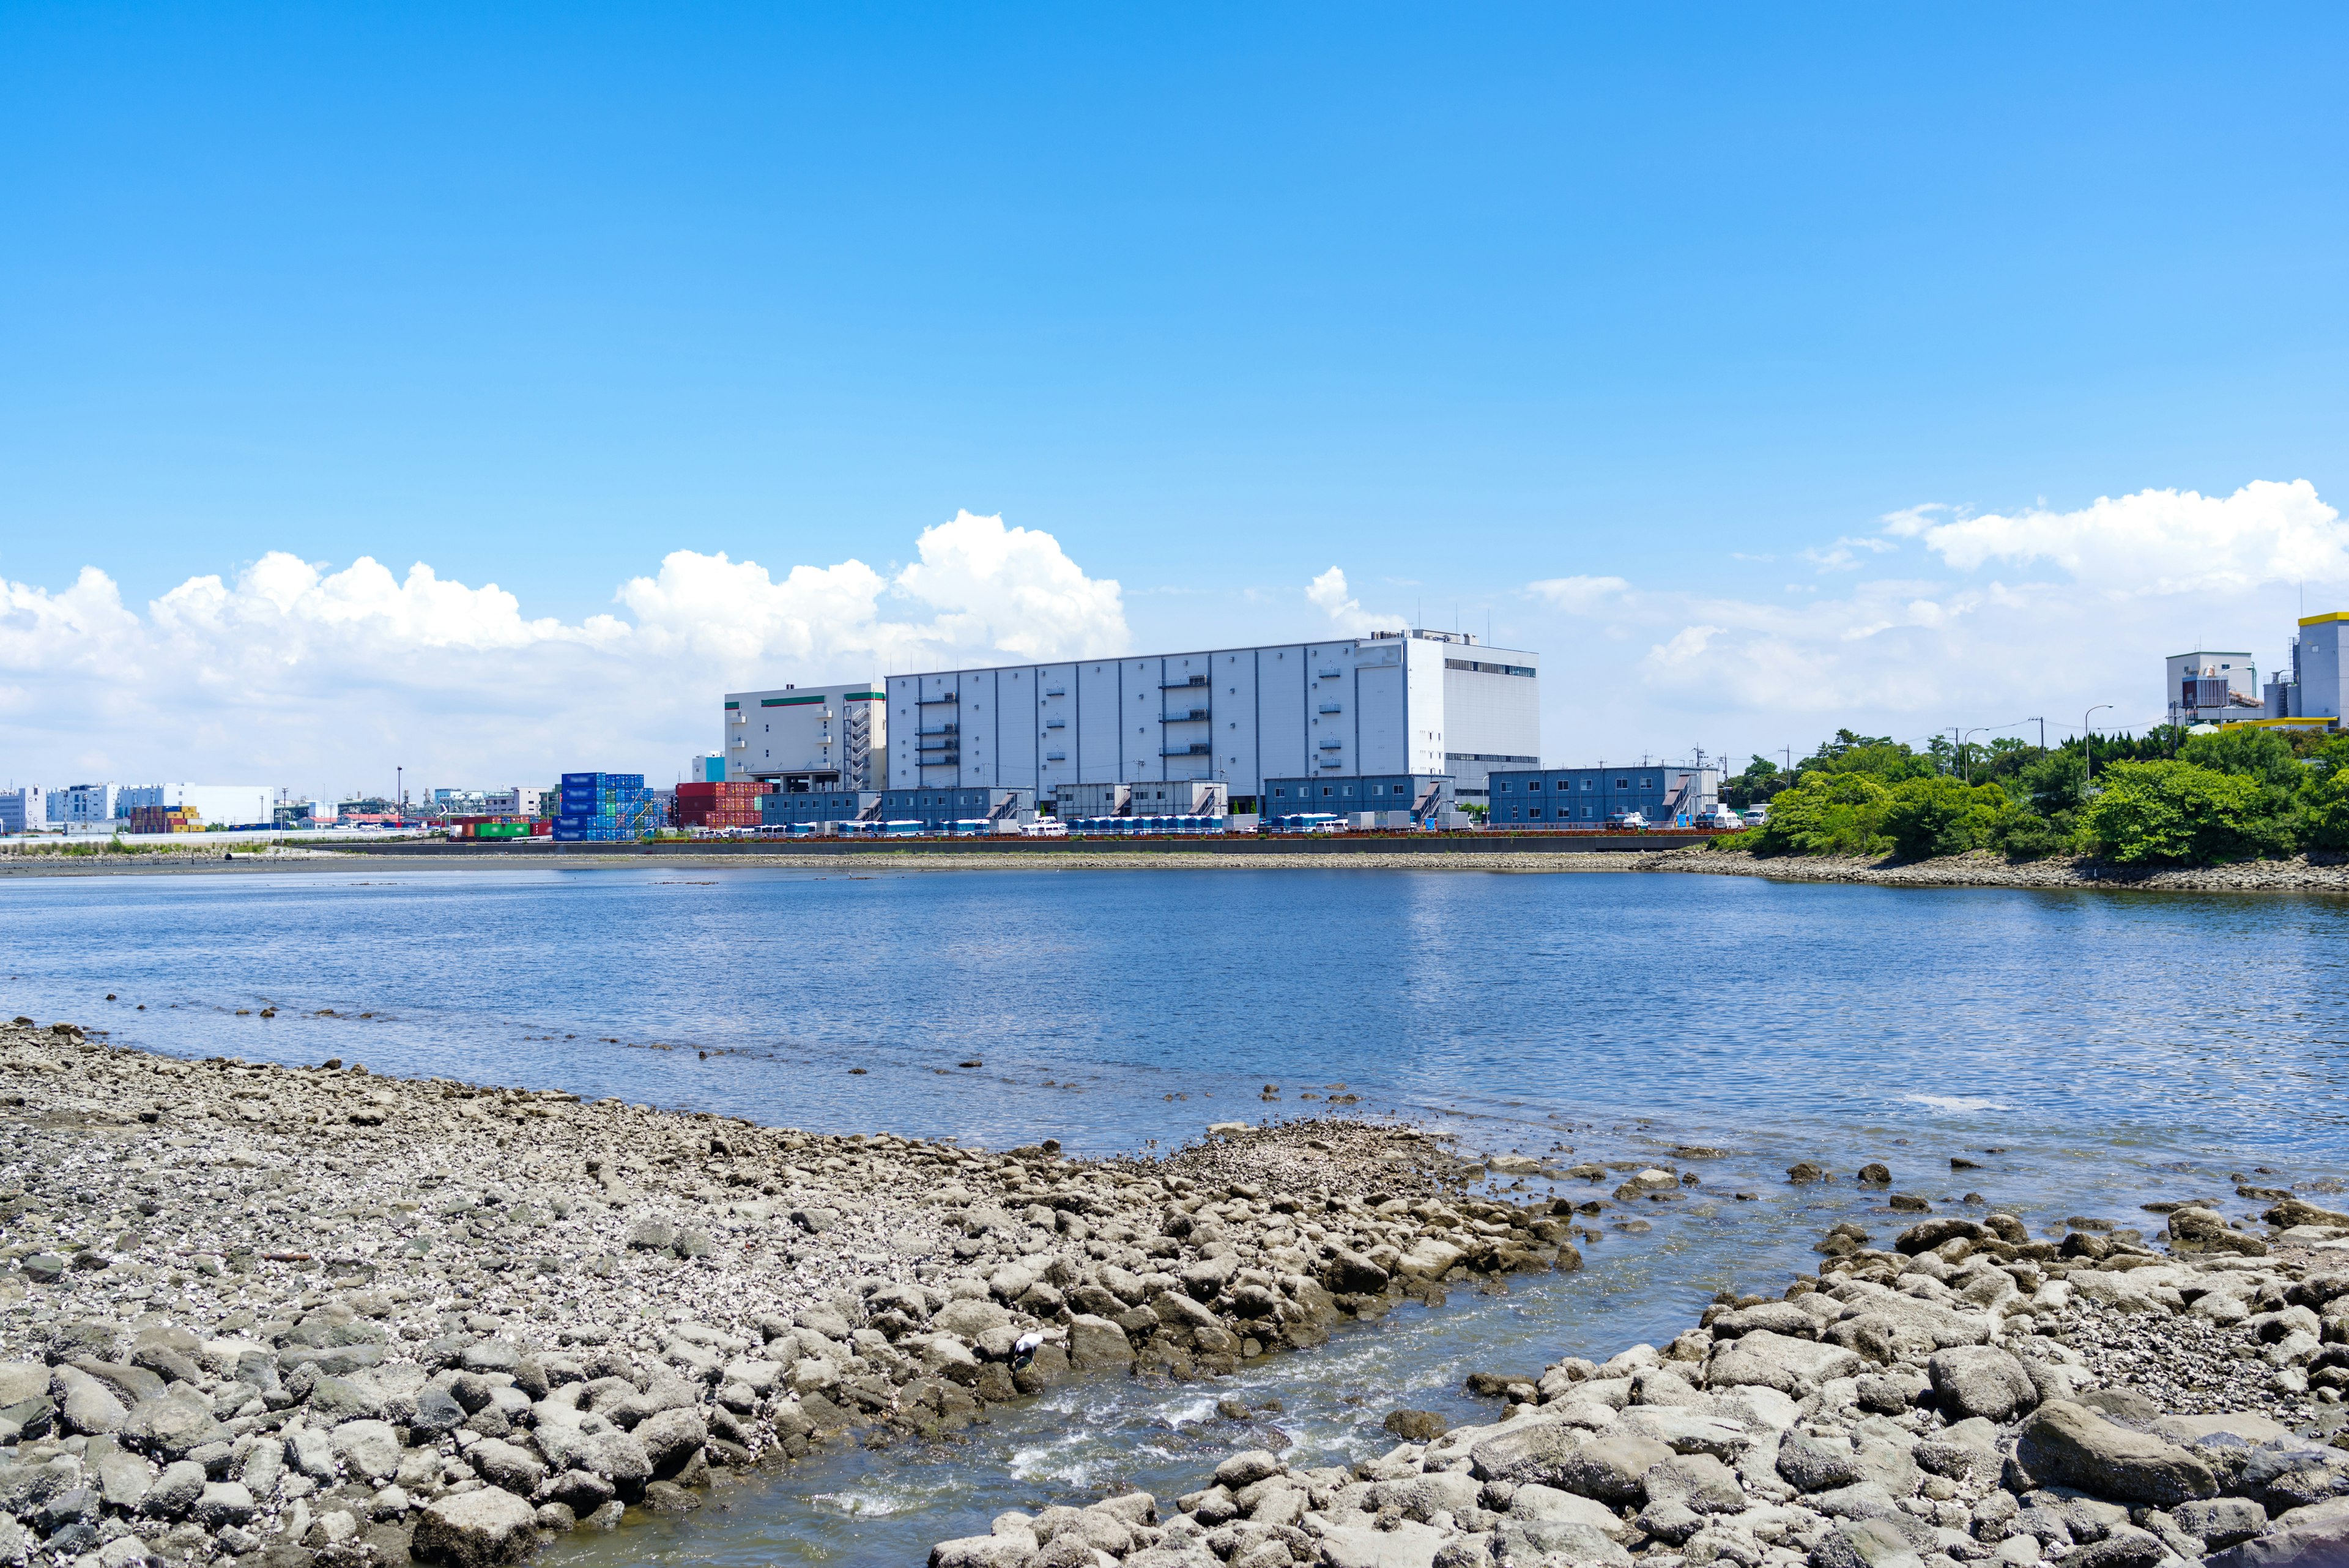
[2,863,2343,1564]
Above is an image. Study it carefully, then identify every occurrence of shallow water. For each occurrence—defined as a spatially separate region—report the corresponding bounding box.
[2,864,2343,1563]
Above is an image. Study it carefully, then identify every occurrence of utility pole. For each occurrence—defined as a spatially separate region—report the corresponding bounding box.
[2033,718,2046,751]
[396,767,403,816]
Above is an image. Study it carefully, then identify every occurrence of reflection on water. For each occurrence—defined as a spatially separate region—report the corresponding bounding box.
[4,864,2346,1564]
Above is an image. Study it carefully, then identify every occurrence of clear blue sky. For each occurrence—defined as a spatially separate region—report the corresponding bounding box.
[6,4,2349,794]
[7,5,2343,621]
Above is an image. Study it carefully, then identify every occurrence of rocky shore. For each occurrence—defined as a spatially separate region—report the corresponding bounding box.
[940,1197,2349,1568]
[0,1021,1580,1568]
[1655,850,2349,896]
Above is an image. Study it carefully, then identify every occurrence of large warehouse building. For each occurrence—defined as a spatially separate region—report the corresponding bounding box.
[724,628,1540,809]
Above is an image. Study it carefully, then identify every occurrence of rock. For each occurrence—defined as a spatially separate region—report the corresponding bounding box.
[1641,1452,1745,1514]
[2010,1400,2218,1507]
[634,1406,708,1474]
[2205,1498,2349,1568]
[625,1214,677,1252]
[1787,1162,1827,1182]
[1384,1410,1449,1441]
[1707,1330,1863,1394]
[2167,1207,2268,1257]
[1778,1432,1866,1493]
[193,1479,257,1526]
[412,1487,541,1567]
[1315,1519,1455,1568]
[93,1446,154,1510]
[930,1531,1043,1568]
[59,1373,130,1435]
[329,1419,402,1483]
[1065,1315,1133,1371]
[466,1438,546,1495]
[1551,1432,1675,1506]
[1928,1345,2038,1422]
[1324,1249,1390,1293]
[1891,1217,1986,1254]
[1809,1514,1937,1568]
[1468,1422,1587,1487]
[2173,1497,2271,1550]
[141,1458,207,1517]
[1212,1451,1283,1490]
[410,1383,466,1443]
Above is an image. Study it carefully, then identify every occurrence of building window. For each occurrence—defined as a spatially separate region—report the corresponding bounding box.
[1528,808,1542,819]
[1527,779,1541,790]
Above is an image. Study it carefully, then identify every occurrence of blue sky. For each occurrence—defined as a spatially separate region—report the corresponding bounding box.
[5,6,2348,790]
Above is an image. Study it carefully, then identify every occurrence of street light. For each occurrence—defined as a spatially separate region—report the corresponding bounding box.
[1960,727,1991,784]
[2082,705,2112,802]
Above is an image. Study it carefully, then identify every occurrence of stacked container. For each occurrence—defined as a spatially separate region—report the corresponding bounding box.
[671,779,774,830]
[553,773,661,841]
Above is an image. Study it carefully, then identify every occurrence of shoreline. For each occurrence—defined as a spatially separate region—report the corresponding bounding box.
[0,1026,1579,1568]
[945,1192,2349,1568]
[7,843,2349,893]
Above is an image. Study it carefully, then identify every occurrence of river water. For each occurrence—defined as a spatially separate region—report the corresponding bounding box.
[2,863,2344,1564]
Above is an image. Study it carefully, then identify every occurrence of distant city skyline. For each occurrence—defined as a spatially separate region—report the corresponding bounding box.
[5,7,2347,794]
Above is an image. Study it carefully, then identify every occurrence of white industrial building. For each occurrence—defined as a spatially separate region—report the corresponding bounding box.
[866,628,1538,808]
[2166,649,2260,727]
[722,681,887,790]
[0,788,45,834]
[51,783,120,825]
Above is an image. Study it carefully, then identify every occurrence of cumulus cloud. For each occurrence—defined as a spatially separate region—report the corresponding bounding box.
[0,510,1127,795]
[1883,480,2349,595]
[1306,567,1400,636]
[1520,480,2341,760]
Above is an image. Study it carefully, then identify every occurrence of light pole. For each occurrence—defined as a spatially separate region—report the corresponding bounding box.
[1961,727,1990,784]
[2082,706,2112,802]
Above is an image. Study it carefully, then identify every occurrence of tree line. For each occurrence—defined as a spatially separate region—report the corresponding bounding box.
[1720,726,2349,865]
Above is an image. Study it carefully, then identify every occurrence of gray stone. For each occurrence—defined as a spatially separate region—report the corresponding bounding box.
[193,1480,256,1527]
[410,1383,465,1443]
[536,1469,615,1515]
[634,1406,708,1474]
[1066,1315,1133,1371]
[624,1214,677,1252]
[93,1447,154,1510]
[2011,1400,2219,1507]
[124,1393,225,1458]
[411,1487,541,1567]
[2174,1497,2269,1549]
[1777,1432,1865,1493]
[1928,1345,2038,1423]
[59,1374,130,1436]
[1808,1514,1937,1568]
[1641,1452,1745,1514]
[2205,1497,2349,1568]
[466,1438,546,1496]
[141,1459,206,1517]
[331,1419,402,1483]
[285,1425,338,1481]
[1707,1330,1863,1394]
[1212,1451,1285,1490]
[1468,1422,1586,1487]
[1553,1433,1675,1506]
[580,1428,652,1487]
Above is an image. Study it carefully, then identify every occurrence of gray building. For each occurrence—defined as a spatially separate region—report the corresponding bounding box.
[2166,648,2260,727]
[1486,765,1720,828]
[2263,612,2349,726]
[876,628,1538,809]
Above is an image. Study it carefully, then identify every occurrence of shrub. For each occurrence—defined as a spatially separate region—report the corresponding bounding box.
[2080,760,2292,865]
[1747,773,1893,858]
[1881,777,2009,861]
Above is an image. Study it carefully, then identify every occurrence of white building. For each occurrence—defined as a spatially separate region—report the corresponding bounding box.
[481,787,547,817]
[0,787,45,834]
[870,629,1538,807]
[53,783,119,825]
[2165,649,2260,727]
[121,784,276,829]
[722,682,886,790]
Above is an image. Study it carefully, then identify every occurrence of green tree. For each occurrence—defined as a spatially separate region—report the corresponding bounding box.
[2081,760,2293,865]
[1881,777,2009,861]
[1747,773,1894,858]
[2177,727,2304,795]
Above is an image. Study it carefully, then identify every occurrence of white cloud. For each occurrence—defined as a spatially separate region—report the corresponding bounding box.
[1306,567,1400,636]
[1520,480,2342,762]
[0,511,1127,797]
[1882,479,2349,595]
[1526,574,1630,612]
